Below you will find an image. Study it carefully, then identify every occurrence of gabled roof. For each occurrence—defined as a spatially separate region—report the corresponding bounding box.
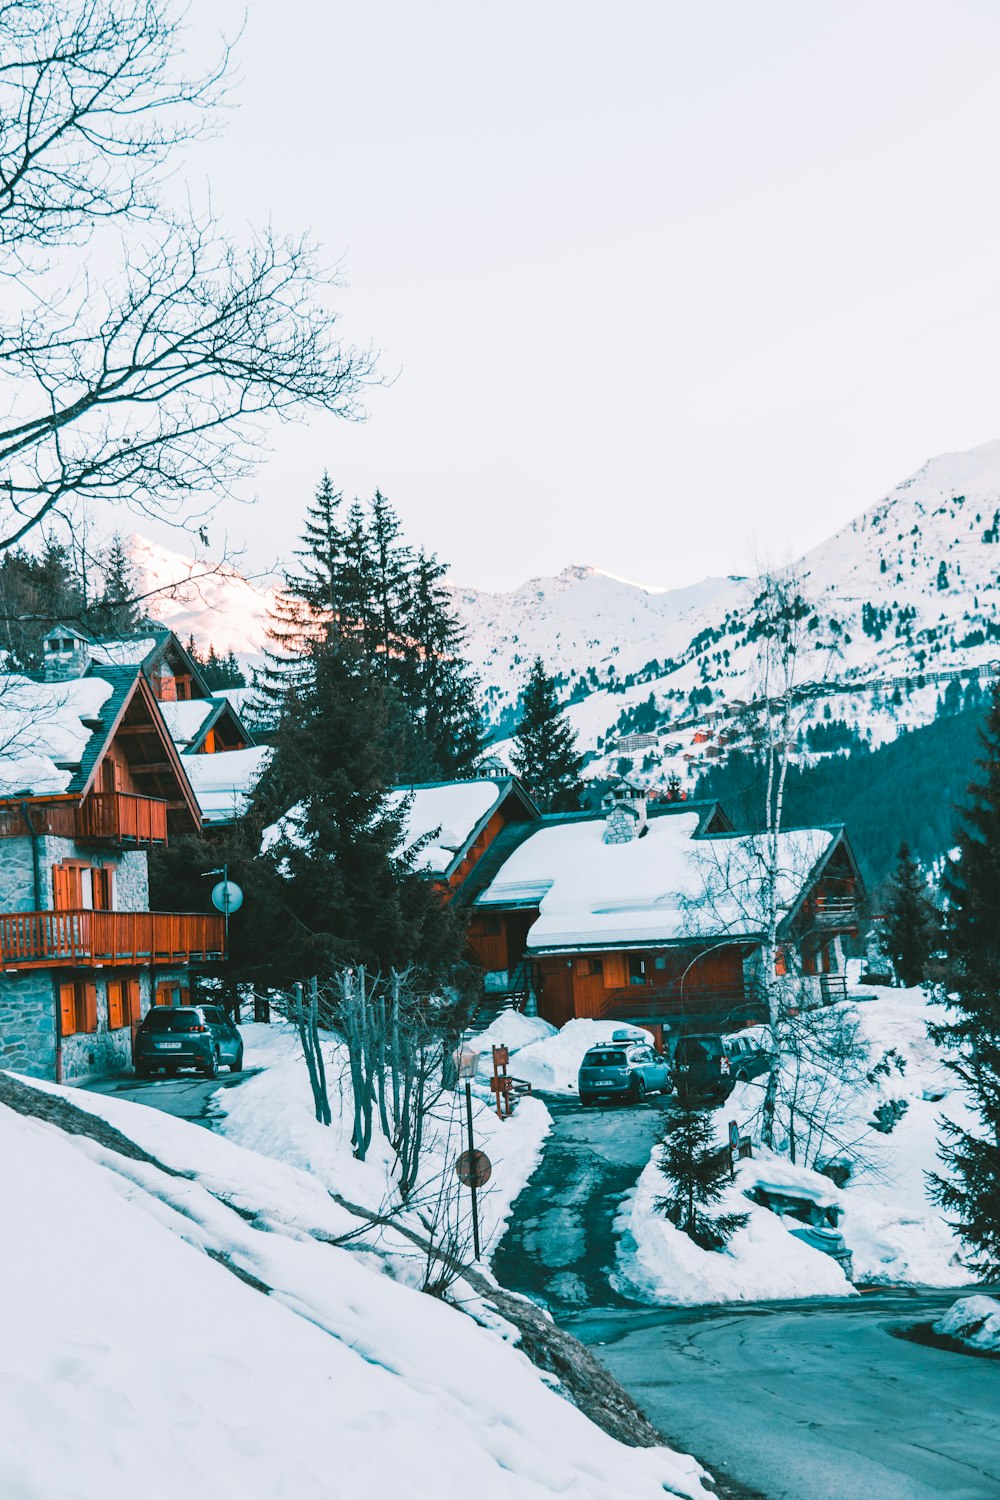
[474,804,848,953]
[181,745,271,825]
[389,776,540,879]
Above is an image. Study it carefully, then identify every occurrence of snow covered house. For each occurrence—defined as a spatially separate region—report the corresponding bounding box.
[466,790,864,1039]
[391,776,540,899]
[42,623,265,827]
[0,656,228,1083]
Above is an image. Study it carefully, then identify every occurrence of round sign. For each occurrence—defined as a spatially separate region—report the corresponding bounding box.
[211,879,244,915]
[455,1149,492,1188]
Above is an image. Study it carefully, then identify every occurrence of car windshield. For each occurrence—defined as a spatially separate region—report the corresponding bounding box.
[675,1038,717,1065]
[143,1010,204,1033]
[584,1050,627,1068]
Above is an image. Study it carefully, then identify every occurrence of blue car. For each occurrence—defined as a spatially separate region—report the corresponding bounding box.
[578,1034,673,1106]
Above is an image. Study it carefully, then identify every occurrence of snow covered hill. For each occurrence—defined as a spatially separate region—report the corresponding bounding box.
[0,1061,711,1500]
[129,438,1000,791]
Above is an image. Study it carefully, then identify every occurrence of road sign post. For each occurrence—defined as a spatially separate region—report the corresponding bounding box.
[728,1120,740,1180]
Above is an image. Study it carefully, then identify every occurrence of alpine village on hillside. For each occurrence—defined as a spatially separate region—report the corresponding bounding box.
[1,6,999,1500]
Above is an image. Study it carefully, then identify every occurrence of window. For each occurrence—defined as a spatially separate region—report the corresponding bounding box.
[577,957,604,977]
[91,866,114,911]
[106,977,140,1030]
[156,982,190,1007]
[628,956,647,986]
[52,861,113,911]
[59,981,97,1037]
[653,954,669,971]
[483,915,502,936]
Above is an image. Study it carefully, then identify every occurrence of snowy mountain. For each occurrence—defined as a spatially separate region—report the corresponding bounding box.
[130,439,1000,790]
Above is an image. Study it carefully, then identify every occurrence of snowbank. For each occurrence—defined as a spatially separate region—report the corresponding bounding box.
[0,1080,711,1499]
[618,986,978,1301]
[218,1020,551,1264]
[511,1018,653,1093]
[934,1295,1000,1353]
[616,1142,854,1305]
[467,1010,556,1062]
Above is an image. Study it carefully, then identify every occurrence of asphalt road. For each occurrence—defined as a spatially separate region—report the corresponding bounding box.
[567,1291,1000,1500]
[492,1090,673,1310]
[84,1067,257,1122]
[494,1093,1000,1500]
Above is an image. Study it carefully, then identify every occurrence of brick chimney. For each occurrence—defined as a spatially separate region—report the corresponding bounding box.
[42,626,92,682]
[601,777,648,844]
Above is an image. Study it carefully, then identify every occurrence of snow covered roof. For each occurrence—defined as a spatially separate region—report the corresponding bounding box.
[0,674,116,795]
[87,636,161,669]
[181,746,271,824]
[475,809,836,951]
[389,779,508,874]
[158,698,217,749]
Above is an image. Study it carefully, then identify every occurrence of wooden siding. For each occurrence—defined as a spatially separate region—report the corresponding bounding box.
[447,807,508,892]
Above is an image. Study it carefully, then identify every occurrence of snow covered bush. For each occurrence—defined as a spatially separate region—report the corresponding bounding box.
[933,1295,1000,1353]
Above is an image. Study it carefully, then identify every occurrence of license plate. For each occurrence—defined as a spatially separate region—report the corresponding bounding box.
[595,1078,616,1086]
[155,1041,182,1050]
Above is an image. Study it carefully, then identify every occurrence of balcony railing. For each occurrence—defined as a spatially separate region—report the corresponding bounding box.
[601,983,767,1025]
[804,894,858,927]
[76,792,169,845]
[0,793,169,845]
[0,910,225,969]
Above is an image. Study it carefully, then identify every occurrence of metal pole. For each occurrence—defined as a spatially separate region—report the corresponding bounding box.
[465,1079,481,1260]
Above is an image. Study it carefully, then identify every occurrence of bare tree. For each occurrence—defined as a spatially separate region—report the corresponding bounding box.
[0,1,374,548]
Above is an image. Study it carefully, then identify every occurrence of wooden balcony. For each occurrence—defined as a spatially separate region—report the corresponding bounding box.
[601,983,767,1026]
[0,910,225,970]
[803,894,859,929]
[0,793,169,846]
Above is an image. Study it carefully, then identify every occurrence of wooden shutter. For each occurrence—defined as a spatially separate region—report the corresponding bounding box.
[92,866,113,911]
[107,981,123,1030]
[126,978,141,1027]
[52,864,71,910]
[155,982,172,1006]
[59,982,76,1037]
[82,982,98,1033]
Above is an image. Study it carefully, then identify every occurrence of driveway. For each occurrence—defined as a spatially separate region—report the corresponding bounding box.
[567,1291,1000,1500]
[491,1090,673,1310]
[84,1068,257,1123]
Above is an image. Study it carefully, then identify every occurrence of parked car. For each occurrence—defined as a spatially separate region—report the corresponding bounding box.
[672,1027,771,1101]
[133,1005,243,1079]
[578,1032,672,1105]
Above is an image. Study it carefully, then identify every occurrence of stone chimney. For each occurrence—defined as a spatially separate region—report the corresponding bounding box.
[42,626,92,683]
[601,777,648,844]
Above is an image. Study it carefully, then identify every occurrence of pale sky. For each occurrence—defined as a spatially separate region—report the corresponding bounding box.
[153,0,1000,592]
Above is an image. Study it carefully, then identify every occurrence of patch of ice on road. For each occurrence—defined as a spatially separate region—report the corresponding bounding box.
[934,1294,1000,1352]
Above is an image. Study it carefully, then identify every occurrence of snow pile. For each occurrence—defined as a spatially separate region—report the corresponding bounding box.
[512,1018,654,1093]
[467,1010,557,1061]
[934,1295,1000,1353]
[0,1082,711,1499]
[217,1022,551,1263]
[617,1143,854,1305]
[619,985,976,1301]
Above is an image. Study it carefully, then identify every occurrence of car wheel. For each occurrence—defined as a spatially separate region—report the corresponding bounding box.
[203,1049,219,1080]
[230,1048,244,1074]
[630,1075,646,1104]
[579,1092,595,1107]
[134,1061,149,1079]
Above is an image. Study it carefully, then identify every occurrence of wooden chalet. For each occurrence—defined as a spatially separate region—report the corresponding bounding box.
[463,780,864,1044]
[0,659,228,1083]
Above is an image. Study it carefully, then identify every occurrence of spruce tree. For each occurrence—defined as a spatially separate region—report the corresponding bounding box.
[654,1090,749,1251]
[511,656,584,811]
[247,637,466,984]
[929,684,1000,1275]
[90,532,140,635]
[882,842,939,986]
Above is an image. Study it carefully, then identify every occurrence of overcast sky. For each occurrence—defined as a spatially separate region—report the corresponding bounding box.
[166,0,1000,593]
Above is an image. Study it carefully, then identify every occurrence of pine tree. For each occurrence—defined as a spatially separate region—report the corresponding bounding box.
[511,657,583,812]
[882,842,939,986]
[398,547,483,779]
[0,537,84,667]
[929,684,1000,1275]
[247,637,466,984]
[654,1091,749,1251]
[665,771,684,802]
[90,532,140,635]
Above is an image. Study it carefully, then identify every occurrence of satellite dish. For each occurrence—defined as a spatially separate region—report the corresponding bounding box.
[211,879,244,915]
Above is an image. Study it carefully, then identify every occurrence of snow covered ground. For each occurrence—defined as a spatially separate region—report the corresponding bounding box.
[615,984,978,1303]
[215,1020,552,1270]
[505,1018,655,1094]
[0,1075,712,1499]
[934,1294,1000,1353]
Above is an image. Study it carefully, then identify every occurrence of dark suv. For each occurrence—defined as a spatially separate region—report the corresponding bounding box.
[133,1005,243,1079]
